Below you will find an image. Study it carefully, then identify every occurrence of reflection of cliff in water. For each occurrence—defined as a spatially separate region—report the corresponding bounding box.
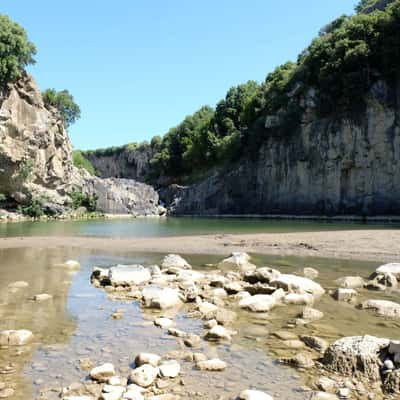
[0,247,79,399]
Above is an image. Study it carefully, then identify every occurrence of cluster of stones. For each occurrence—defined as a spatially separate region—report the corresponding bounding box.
[61,354,274,400]
[88,254,400,399]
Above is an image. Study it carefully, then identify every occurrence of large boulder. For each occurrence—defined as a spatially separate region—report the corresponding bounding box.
[142,286,182,309]
[270,274,325,298]
[239,294,277,312]
[108,265,151,286]
[375,263,400,279]
[323,335,390,380]
[361,299,400,319]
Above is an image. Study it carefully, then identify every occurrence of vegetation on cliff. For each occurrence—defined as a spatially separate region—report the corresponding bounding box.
[0,14,36,88]
[42,88,81,128]
[85,0,400,184]
[72,150,96,175]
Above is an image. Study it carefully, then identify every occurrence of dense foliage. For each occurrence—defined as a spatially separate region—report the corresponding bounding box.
[88,0,400,183]
[70,191,98,212]
[42,89,81,128]
[0,15,36,87]
[72,150,96,175]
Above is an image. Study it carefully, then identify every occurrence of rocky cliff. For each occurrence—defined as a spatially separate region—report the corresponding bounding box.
[84,145,153,182]
[0,74,162,217]
[0,72,81,205]
[163,79,400,216]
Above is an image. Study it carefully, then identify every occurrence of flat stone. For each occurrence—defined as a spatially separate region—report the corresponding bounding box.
[334,276,365,289]
[332,288,357,302]
[7,281,29,289]
[270,274,325,298]
[109,265,151,286]
[204,325,235,341]
[154,317,174,329]
[158,360,180,378]
[196,358,227,371]
[33,293,53,302]
[142,287,182,309]
[239,294,276,312]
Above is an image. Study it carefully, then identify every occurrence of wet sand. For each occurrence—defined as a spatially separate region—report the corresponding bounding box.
[0,229,399,262]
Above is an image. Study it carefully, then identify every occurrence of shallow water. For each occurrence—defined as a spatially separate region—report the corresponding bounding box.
[1,248,400,399]
[0,216,399,238]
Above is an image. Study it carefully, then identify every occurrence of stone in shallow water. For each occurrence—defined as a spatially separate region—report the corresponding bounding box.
[361,299,400,319]
[303,267,319,280]
[109,265,151,286]
[204,325,235,342]
[323,335,390,381]
[161,254,191,270]
[90,363,116,382]
[218,252,256,273]
[239,294,277,312]
[332,288,357,302]
[376,263,400,279]
[334,276,365,289]
[0,329,33,346]
[63,397,94,400]
[158,360,181,378]
[154,317,174,329]
[196,358,227,371]
[129,364,158,387]
[63,260,81,269]
[7,281,29,289]
[270,274,325,298]
[101,385,125,400]
[135,353,161,367]
[142,286,182,309]
[33,293,53,301]
[238,389,274,400]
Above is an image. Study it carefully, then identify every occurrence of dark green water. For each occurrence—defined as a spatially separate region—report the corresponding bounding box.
[0,216,399,238]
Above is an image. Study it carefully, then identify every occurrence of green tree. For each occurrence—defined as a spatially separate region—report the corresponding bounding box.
[72,150,95,175]
[0,14,36,87]
[42,89,81,128]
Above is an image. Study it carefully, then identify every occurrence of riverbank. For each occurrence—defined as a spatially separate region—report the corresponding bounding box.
[1,229,399,262]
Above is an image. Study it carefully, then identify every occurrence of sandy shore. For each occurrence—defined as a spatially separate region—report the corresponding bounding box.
[0,230,399,262]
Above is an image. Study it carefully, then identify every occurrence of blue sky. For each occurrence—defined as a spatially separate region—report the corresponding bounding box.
[3,1,356,150]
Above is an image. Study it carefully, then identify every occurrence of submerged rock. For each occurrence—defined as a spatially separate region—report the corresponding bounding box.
[332,288,357,302]
[303,267,319,280]
[0,329,33,346]
[158,360,180,378]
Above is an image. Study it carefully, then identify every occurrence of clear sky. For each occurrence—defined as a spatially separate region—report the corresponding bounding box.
[3,1,356,150]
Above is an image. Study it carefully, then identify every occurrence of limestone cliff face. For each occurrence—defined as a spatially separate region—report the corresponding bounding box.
[0,74,161,216]
[0,73,81,205]
[165,80,400,216]
[85,145,154,182]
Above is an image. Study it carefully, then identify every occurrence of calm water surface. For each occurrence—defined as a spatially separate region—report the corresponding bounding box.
[1,248,399,399]
[0,217,399,238]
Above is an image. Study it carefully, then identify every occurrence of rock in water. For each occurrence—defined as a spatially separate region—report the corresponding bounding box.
[109,265,151,286]
[0,330,33,346]
[196,358,227,371]
[323,335,390,380]
[90,363,116,382]
[239,294,277,312]
[375,263,400,279]
[218,252,256,273]
[361,299,400,319]
[129,364,158,387]
[161,254,191,270]
[135,353,161,367]
[142,287,182,309]
[270,274,325,298]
